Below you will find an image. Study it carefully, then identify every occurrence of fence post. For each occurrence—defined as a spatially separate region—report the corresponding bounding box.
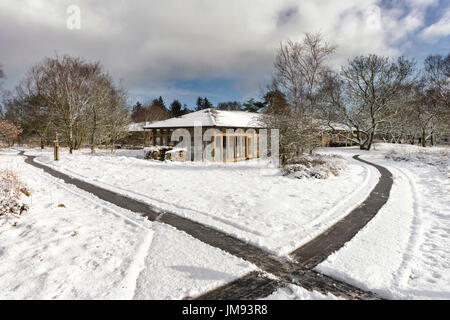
[54,132,62,161]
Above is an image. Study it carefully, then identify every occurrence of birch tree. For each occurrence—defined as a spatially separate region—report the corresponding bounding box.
[272,33,336,155]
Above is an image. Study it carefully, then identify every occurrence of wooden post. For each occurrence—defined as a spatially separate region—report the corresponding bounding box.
[54,132,62,161]
[256,134,259,158]
[212,133,216,162]
[245,136,249,159]
[234,135,237,162]
[222,129,226,163]
[225,130,228,163]
[143,129,147,147]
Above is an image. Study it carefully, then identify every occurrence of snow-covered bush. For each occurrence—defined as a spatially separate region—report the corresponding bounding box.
[281,154,348,179]
[0,169,30,222]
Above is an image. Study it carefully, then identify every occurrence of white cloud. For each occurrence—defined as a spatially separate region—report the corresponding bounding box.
[420,8,450,39]
[0,0,442,102]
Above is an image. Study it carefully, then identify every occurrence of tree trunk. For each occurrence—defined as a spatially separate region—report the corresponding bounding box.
[421,130,426,147]
[365,127,376,151]
[90,111,97,154]
[430,132,435,146]
[40,136,45,149]
[110,137,116,154]
[69,124,74,154]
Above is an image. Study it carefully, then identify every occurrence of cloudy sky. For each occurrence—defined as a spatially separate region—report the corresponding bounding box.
[0,0,449,108]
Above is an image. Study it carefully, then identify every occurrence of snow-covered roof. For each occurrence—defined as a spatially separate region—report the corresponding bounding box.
[143,109,264,129]
[141,108,353,132]
[128,122,152,132]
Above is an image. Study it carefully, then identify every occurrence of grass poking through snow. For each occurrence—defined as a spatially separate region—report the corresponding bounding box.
[0,169,30,223]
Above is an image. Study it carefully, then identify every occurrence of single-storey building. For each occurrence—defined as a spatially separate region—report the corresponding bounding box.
[317,120,355,147]
[143,109,264,162]
[121,121,152,147]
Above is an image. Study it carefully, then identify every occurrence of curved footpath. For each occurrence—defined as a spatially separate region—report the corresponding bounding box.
[20,152,392,300]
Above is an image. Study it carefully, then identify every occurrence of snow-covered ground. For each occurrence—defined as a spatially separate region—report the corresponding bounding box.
[27,147,379,256]
[263,284,342,300]
[0,150,255,299]
[2,142,448,300]
[317,144,450,300]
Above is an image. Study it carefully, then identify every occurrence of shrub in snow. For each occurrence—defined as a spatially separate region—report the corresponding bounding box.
[0,169,30,222]
[0,120,22,147]
[281,154,348,179]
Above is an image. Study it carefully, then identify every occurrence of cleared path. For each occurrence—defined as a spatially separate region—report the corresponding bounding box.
[289,155,393,268]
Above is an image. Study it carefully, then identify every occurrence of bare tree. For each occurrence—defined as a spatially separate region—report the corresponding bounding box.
[330,55,415,150]
[423,54,450,143]
[10,65,55,148]
[272,32,336,156]
[424,54,450,112]
[103,85,131,153]
[33,55,113,153]
[11,55,129,152]
[409,81,441,147]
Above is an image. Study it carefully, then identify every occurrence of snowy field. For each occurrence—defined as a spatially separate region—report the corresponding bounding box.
[27,147,380,256]
[0,150,255,299]
[317,144,450,300]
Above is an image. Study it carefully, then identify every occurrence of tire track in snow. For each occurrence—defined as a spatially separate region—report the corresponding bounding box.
[390,165,425,289]
[18,152,156,299]
[122,230,154,299]
[289,155,392,268]
[284,157,378,249]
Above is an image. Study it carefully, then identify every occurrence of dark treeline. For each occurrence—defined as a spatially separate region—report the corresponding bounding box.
[130,96,268,122]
